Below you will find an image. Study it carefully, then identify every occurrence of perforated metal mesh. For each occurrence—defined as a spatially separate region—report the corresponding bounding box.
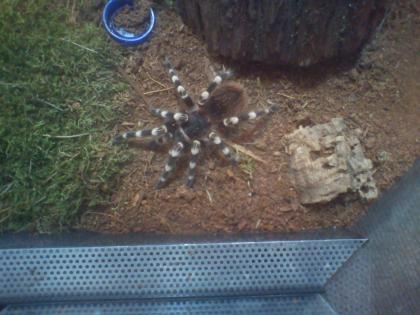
[325,159,420,315]
[0,239,364,303]
[324,246,373,315]
[1,295,336,315]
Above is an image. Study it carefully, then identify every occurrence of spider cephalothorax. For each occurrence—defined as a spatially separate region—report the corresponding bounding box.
[114,57,278,189]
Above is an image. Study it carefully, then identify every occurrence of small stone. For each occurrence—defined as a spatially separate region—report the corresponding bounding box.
[347,93,359,103]
[71,102,81,111]
[273,151,281,156]
[208,160,216,170]
[278,206,293,213]
[226,169,235,178]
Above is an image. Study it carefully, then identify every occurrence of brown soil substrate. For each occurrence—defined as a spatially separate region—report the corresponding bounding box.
[113,0,152,34]
[79,2,420,235]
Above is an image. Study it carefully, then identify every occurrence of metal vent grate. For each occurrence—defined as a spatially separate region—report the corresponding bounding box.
[1,295,336,315]
[0,239,364,303]
[325,159,420,314]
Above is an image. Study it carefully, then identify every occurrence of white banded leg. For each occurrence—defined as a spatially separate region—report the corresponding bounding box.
[113,125,168,145]
[149,107,189,123]
[156,141,185,189]
[186,140,201,188]
[209,131,238,164]
[149,107,174,120]
[198,71,233,106]
[146,132,174,149]
[163,57,195,108]
[222,104,279,127]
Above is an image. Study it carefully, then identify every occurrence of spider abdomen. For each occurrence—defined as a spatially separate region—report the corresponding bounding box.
[203,82,247,121]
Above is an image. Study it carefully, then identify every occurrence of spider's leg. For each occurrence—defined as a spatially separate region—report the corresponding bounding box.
[186,140,201,188]
[156,141,186,189]
[113,125,168,145]
[163,57,195,109]
[145,131,174,150]
[198,70,233,106]
[149,107,174,120]
[208,131,238,165]
[149,107,189,124]
[222,104,279,127]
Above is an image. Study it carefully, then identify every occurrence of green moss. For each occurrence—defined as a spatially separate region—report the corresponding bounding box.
[0,0,130,232]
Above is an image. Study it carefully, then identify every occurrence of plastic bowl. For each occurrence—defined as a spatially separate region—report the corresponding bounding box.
[102,0,155,45]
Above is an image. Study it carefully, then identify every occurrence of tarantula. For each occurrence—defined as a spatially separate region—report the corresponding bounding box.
[114,57,278,189]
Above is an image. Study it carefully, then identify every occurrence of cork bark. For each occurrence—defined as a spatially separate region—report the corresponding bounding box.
[286,118,378,204]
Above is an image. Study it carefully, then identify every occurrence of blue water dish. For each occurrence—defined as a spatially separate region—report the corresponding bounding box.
[102,0,155,46]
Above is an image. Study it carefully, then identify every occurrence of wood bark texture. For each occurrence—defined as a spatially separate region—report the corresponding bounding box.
[176,0,385,66]
[286,118,378,204]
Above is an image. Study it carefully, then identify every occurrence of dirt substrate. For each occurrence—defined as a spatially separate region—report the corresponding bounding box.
[80,2,420,234]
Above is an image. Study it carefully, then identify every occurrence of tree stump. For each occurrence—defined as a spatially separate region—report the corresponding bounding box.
[176,0,385,66]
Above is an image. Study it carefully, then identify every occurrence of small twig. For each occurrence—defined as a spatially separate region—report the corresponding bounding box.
[33,98,65,112]
[61,38,98,54]
[143,152,156,177]
[277,92,296,100]
[0,183,13,196]
[0,81,28,87]
[144,87,174,95]
[204,173,213,204]
[205,188,213,204]
[363,127,369,139]
[146,72,166,88]
[247,180,255,197]
[226,141,268,164]
[121,121,136,126]
[0,213,10,225]
[376,8,391,34]
[43,133,90,139]
[0,206,11,215]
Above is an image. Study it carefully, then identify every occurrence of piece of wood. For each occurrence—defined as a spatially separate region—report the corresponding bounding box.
[286,118,378,204]
[176,0,385,66]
